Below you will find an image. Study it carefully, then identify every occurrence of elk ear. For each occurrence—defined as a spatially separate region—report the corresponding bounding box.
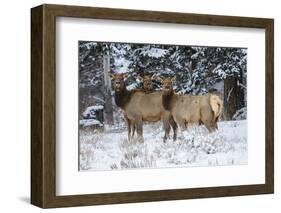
[110,73,115,79]
[151,74,157,81]
[137,75,143,81]
[143,75,150,80]
[171,76,176,82]
[122,73,128,78]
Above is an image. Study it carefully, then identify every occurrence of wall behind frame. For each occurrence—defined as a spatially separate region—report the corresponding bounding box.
[0,0,279,212]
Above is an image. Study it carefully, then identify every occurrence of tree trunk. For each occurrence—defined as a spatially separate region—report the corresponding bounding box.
[103,54,114,125]
[223,75,245,120]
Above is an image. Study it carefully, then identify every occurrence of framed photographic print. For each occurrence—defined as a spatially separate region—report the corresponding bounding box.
[31,4,274,208]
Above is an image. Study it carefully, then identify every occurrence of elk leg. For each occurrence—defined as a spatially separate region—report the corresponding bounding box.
[204,121,217,133]
[163,118,171,143]
[177,118,186,130]
[211,111,219,131]
[201,107,218,132]
[205,124,212,132]
[214,122,218,130]
[125,116,131,141]
[135,117,144,143]
[131,122,136,139]
[169,116,178,141]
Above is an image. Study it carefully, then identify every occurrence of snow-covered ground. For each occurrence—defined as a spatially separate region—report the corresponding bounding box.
[79,120,247,171]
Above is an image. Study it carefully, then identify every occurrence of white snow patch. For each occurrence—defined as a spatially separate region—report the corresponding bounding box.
[140,47,169,58]
[80,119,103,127]
[126,82,138,90]
[82,105,104,118]
[212,81,224,93]
[113,57,131,73]
[79,120,247,171]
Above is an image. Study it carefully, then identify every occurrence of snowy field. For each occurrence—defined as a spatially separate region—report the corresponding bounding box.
[79,120,247,171]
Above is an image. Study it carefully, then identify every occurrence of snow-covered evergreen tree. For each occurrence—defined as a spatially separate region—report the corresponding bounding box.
[79,41,247,122]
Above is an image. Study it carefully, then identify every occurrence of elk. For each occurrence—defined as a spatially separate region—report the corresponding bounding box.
[137,74,155,93]
[161,77,223,133]
[110,73,177,143]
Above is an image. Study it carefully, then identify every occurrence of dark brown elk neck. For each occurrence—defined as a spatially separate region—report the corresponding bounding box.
[114,87,133,110]
[162,89,175,111]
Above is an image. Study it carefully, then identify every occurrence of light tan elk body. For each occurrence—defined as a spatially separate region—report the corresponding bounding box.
[111,73,177,143]
[161,77,223,132]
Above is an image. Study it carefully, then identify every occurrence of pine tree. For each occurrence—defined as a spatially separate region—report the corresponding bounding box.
[79,41,247,122]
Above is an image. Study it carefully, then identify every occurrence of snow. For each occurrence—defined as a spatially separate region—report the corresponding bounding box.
[139,47,169,58]
[237,81,247,90]
[126,82,138,90]
[91,96,105,103]
[82,105,104,118]
[232,107,247,120]
[79,120,247,171]
[212,81,224,93]
[80,119,103,127]
[80,42,97,49]
[113,57,131,73]
[227,87,234,102]
[213,65,228,79]
[191,52,200,59]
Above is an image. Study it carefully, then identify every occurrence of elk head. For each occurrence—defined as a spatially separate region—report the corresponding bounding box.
[110,73,128,92]
[160,76,176,92]
[138,74,156,91]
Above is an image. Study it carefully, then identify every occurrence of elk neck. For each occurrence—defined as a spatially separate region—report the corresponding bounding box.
[162,89,175,111]
[114,86,132,110]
